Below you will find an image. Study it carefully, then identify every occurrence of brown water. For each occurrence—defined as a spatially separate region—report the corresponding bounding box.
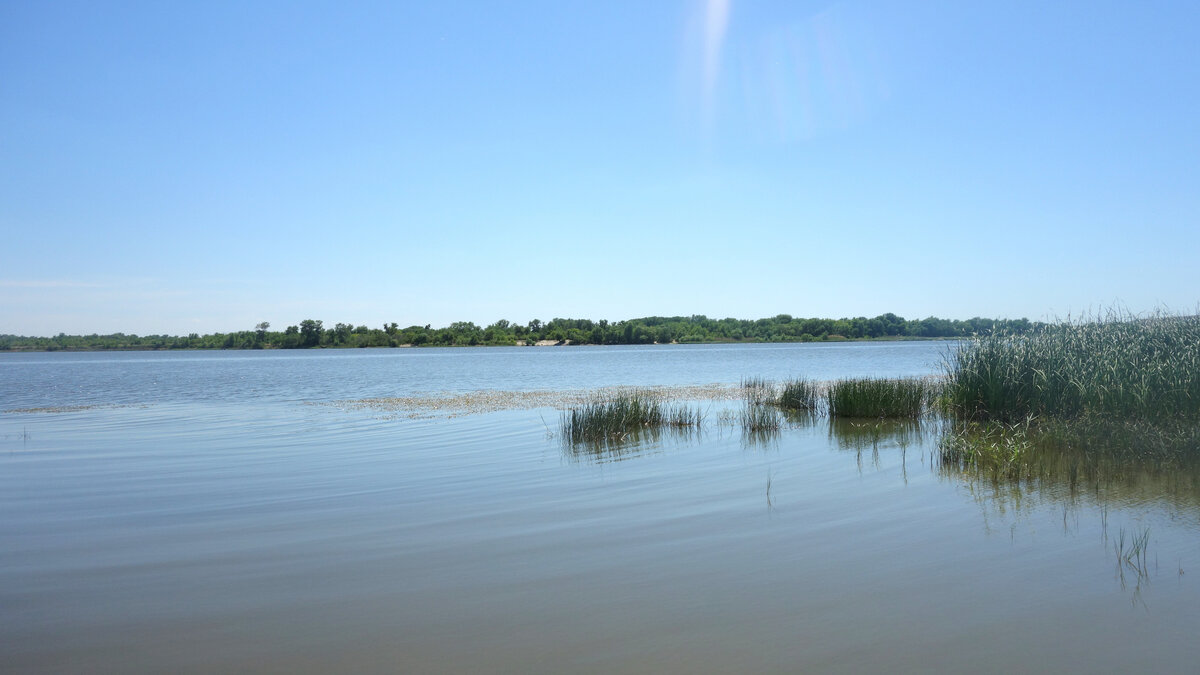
[2,345,1198,673]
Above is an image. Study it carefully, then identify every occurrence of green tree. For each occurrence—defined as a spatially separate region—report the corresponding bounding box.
[299,319,323,347]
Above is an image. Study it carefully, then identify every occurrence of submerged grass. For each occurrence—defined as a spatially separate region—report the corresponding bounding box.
[827,377,932,419]
[560,391,702,444]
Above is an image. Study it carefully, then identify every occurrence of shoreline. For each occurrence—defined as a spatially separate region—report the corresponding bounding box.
[0,335,958,353]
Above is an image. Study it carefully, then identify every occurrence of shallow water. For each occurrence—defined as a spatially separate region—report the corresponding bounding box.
[2,344,1198,673]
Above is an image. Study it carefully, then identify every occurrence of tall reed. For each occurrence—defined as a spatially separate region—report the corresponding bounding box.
[827,377,931,419]
[740,403,781,432]
[944,311,1200,423]
[561,391,701,443]
[741,377,777,406]
[778,377,820,411]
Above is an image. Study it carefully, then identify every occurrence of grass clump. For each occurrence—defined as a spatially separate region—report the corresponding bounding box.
[827,377,932,419]
[778,378,820,411]
[741,377,777,406]
[943,310,1200,423]
[740,403,781,432]
[561,391,700,443]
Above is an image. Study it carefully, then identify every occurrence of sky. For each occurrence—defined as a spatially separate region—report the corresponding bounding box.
[2,0,1198,336]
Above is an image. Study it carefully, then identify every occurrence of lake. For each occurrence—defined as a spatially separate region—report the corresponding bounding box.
[2,343,1198,673]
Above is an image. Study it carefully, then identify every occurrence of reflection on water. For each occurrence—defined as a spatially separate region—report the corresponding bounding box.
[561,424,704,463]
[827,417,923,453]
[825,417,923,478]
[936,418,1200,510]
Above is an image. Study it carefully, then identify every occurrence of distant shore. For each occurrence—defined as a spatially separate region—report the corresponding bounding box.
[0,313,1027,352]
[0,335,961,353]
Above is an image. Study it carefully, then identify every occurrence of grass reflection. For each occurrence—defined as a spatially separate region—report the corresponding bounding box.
[560,424,702,464]
[827,418,924,453]
[936,417,1200,510]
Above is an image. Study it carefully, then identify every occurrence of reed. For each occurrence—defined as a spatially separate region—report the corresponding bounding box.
[778,377,820,411]
[936,418,1036,480]
[826,377,931,419]
[740,403,781,432]
[560,391,701,443]
[943,310,1200,423]
[1114,526,1151,577]
[741,377,777,406]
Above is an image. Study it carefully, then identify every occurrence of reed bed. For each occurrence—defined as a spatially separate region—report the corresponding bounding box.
[560,391,702,443]
[826,377,932,419]
[943,311,1200,423]
[778,377,820,411]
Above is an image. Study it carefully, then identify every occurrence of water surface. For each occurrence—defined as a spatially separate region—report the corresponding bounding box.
[2,343,1197,673]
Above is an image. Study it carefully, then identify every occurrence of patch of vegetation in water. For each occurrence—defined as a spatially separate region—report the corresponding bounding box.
[936,416,1200,504]
[740,377,777,406]
[3,403,139,414]
[560,391,702,445]
[943,310,1200,424]
[827,377,933,419]
[936,310,1200,487]
[739,403,782,433]
[778,378,820,411]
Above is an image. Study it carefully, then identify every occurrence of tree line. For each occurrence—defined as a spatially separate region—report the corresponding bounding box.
[0,313,1036,351]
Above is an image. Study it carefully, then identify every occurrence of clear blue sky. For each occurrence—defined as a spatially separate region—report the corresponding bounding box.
[2,0,1197,336]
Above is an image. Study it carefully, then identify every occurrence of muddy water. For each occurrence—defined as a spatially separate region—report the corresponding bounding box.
[2,344,1197,673]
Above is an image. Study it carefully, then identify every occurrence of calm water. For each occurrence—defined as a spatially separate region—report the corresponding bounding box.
[2,343,1198,673]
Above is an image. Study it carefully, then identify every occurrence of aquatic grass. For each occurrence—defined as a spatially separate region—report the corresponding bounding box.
[740,403,781,432]
[826,377,932,419]
[936,414,1200,497]
[936,418,1037,481]
[944,310,1200,424]
[663,404,704,428]
[741,377,777,406]
[938,310,1200,490]
[778,377,820,411]
[1114,526,1151,576]
[560,391,701,444]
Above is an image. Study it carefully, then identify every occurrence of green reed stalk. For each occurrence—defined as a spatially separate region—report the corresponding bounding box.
[561,391,701,443]
[827,377,931,419]
[944,310,1200,423]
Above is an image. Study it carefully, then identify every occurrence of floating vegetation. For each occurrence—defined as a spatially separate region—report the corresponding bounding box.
[331,384,744,418]
[778,377,820,411]
[560,391,702,445]
[3,403,140,414]
[827,377,932,419]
